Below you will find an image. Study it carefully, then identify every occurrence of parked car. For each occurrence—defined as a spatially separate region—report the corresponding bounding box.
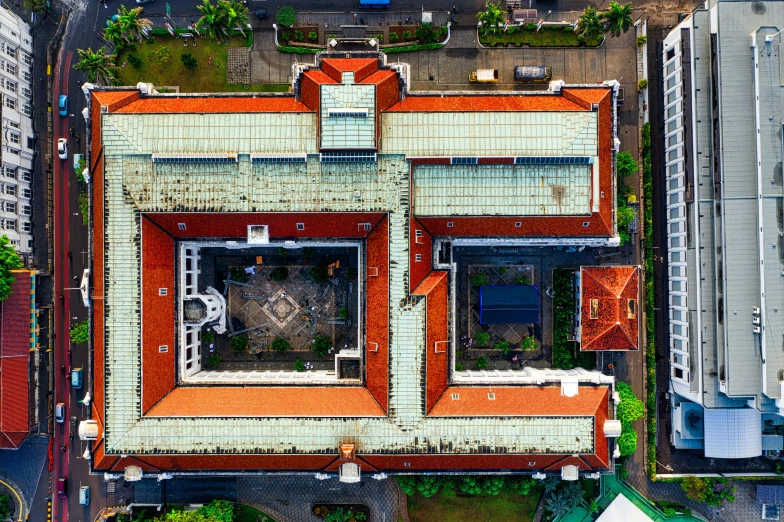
[79,486,90,506]
[58,94,68,116]
[71,367,83,389]
[57,478,68,498]
[57,138,68,160]
[55,403,66,423]
[254,9,267,19]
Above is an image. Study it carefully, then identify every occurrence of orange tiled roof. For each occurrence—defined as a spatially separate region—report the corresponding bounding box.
[580,266,639,351]
[114,96,312,113]
[321,57,378,83]
[428,385,609,417]
[412,272,449,412]
[386,94,589,112]
[146,387,387,417]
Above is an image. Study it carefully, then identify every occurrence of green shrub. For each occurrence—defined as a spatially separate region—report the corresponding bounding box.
[74,157,87,183]
[207,354,221,367]
[281,31,290,41]
[308,31,318,41]
[148,45,171,66]
[469,272,489,286]
[276,6,296,27]
[389,32,398,42]
[272,337,290,353]
[509,477,536,495]
[552,268,575,369]
[128,53,142,68]
[415,22,439,44]
[302,246,315,258]
[513,274,532,285]
[0,494,10,521]
[383,42,443,53]
[70,320,89,344]
[180,53,197,70]
[636,35,647,46]
[618,465,629,479]
[617,427,637,456]
[344,267,356,280]
[616,150,639,177]
[396,476,417,496]
[231,334,249,353]
[294,360,305,371]
[493,340,510,355]
[455,362,464,371]
[270,266,288,282]
[476,356,488,369]
[229,266,248,283]
[202,331,214,343]
[521,336,538,351]
[79,191,89,226]
[338,307,349,319]
[638,78,648,90]
[662,507,676,517]
[589,499,598,513]
[294,30,304,41]
[312,334,331,356]
[474,331,490,346]
[310,263,330,284]
[403,30,412,40]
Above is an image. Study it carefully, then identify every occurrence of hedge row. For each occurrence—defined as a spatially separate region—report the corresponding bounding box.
[148,28,252,47]
[552,269,575,369]
[278,45,321,54]
[383,42,444,54]
[641,121,657,479]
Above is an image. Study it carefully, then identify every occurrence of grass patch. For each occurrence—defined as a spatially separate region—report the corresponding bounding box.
[115,35,285,93]
[408,484,541,522]
[235,504,278,522]
[480,26,602,47]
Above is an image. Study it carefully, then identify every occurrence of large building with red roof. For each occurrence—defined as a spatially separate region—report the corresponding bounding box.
[0,270,37,449]
[82,54,625,479]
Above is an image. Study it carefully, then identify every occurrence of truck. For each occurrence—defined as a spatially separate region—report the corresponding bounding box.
[359,0,390,8]
[468,69,498,83]
[514,65,552,83]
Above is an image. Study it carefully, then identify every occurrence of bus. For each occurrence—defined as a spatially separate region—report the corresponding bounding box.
[514,65,552,83]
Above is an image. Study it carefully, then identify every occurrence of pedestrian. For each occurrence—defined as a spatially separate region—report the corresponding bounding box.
[73,275,79,283]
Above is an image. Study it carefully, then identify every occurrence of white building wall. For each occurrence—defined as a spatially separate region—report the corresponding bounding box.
[0,7,33,263]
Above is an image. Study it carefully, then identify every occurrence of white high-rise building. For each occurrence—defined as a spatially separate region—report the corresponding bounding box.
[0,6,33,264]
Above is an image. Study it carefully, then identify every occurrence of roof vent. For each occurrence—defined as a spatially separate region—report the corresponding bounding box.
[560,377,579,397]
[603,419,622,438]
[451,393,460,400]
[488,393,496,400]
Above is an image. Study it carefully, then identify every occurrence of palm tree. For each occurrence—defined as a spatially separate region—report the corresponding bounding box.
[103,19,128,46]
[545,492,571,518]
[476,1,506,36]
[196,0,230,42]
[563,482,585,508]
[73,47,116,84]
[223,0,249,37]
[576,6,604,41]
[542,476,560,495]
[602,1,633,37]
[118,5,153,42]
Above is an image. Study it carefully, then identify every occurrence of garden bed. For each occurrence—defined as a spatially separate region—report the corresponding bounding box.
[115,35,286,92]
[407,483,541,522]
[552,268,595,369]
[479,25,602,47]
[312,503,369,521]
[280,25,320,45]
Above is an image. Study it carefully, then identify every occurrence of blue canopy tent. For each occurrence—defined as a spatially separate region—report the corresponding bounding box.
[479,285,539,325]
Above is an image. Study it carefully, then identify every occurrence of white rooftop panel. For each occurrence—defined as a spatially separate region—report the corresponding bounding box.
[703,408,762,459]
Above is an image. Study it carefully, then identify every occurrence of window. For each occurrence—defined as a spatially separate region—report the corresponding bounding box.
[6,148,19,156]
[21,87,31,99]
[358,222,371,231]
[177,223,187,231]
[415,229,422,237]
[415,254,421,262]
[446,222,453,228]
[21,188,30,199]
[5,62,16,75]
[4,184,15,196]
[4,97,14,110]
[20,52,31,66]
[27,239,31,249]
[5,202,15,213]
[673,368,684,379]
[21,205,30,216]
[21,104,30,117]
[159,288,168,296]
[514,222,521,227]
[582,221,590,227]
[26,137,33,150]
[21,71,30,83]
[666,48,675,60]
[158,345,169,353]
[487,393,496,400]
[4,45,14,57]
[296,223,305,231]
[6,119,19,129]
[528,462,536,466]
[590,299,599,319]
[19,170,29,182]
[3,166,15,178]
[21,221,30,232]
[8,132,19,145]
[451,393,460,400]
[4,79,15,93]
[4,219,14,230]
[627,299,636,319]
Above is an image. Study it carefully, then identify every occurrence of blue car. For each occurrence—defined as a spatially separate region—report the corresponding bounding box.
[58,94,68,116]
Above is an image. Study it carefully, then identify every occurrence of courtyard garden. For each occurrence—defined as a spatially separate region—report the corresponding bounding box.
[201,246,358,374]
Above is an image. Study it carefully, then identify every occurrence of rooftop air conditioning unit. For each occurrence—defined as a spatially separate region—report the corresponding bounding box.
[753,326,762,334]
[753,306,761,315]
[753,316,761,325]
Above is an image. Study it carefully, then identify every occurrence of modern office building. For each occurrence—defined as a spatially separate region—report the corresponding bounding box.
[0,6,33,264]
[662,0,784,458]
[84,55,625,478]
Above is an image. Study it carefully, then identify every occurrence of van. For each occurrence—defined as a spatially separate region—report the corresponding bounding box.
[57,478,68,498]
[469,69,498,83]
[79,486,90,506]
[71,367,83,389]
[513,65,552,83]
[58,95,68,117]
[55,403,66,423]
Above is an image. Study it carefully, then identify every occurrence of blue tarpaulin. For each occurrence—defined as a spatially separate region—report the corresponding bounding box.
[479,285,539,325]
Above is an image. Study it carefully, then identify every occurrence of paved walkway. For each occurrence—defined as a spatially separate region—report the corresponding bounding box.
[237,476,400,522]
[0,436,48,515]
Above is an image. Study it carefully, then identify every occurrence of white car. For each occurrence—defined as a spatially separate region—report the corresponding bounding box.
[57,138,68,160]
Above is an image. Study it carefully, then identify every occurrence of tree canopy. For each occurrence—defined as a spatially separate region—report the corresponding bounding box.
[0,235,22,302]
[602,1,634,37]
[73,47,116,84]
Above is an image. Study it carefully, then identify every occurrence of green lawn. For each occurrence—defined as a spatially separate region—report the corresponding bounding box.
[408,485,542,522]
[115,35,289,93]
[235,504,278,522]
[480,26,602,47]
